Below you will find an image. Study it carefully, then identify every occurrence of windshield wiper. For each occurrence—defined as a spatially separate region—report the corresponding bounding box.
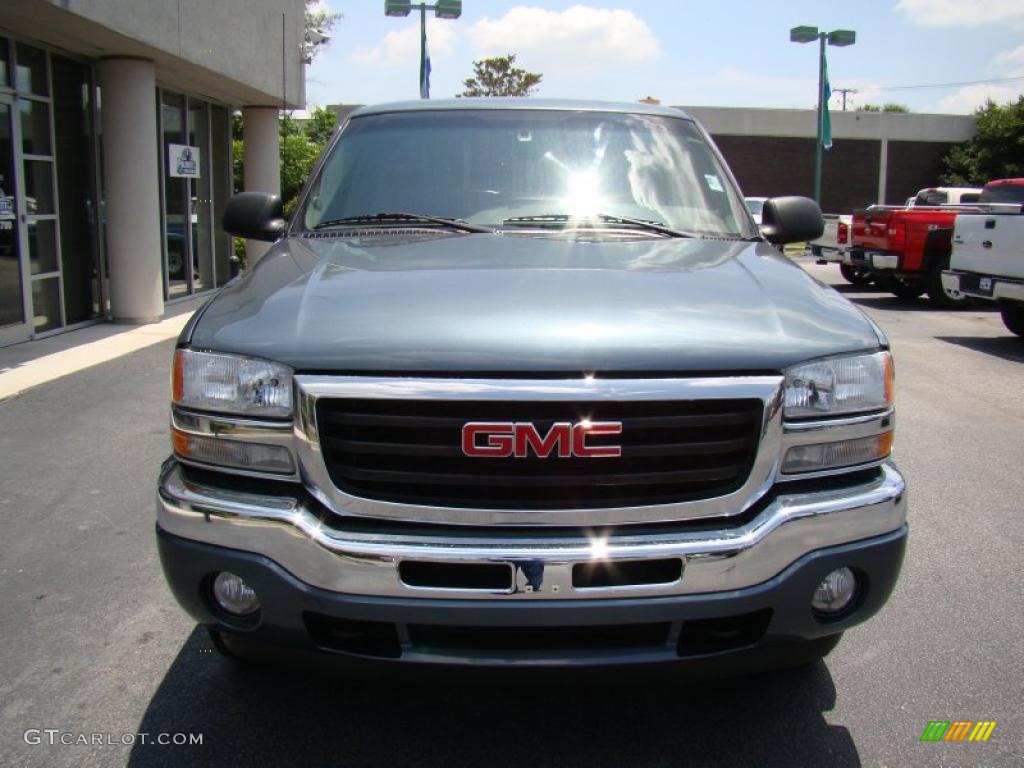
[312,212,494,234]
[502,213,700,238]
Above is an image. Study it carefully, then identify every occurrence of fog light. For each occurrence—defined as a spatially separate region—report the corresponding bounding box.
[812,567,857,615]
[211,572,261,616]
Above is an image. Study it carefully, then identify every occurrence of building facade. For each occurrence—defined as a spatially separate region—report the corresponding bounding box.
[0,0,304,346]
[684,106,977,213]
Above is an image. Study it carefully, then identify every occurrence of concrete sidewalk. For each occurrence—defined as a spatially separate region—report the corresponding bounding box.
[0,295,206,402]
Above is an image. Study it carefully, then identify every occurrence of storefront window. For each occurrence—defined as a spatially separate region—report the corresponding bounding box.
[211,106,231,286]
[15,43,48,96]
[23,159,54,213]
[188,100,212,293]
[161,91,189,299]
[0,100,24,331]
[27,219,58,274]
[20,99,51,155]
[52,54,100,324]
[0,39,10,88]
[31,277,60,332]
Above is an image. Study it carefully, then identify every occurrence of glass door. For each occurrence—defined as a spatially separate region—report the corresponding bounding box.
[161,91,190,299]
[160,91,221,299]
[0,93,31,345]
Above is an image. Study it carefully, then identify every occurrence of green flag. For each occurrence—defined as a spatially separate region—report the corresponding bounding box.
[822,56,833,150]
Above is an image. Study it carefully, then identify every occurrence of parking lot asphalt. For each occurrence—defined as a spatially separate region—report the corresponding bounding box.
[1,256,1022,767]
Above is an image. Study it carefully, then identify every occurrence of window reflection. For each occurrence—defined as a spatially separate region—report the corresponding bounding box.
[304,110,749,237]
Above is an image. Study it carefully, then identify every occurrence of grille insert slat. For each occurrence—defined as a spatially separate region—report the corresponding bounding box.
[329,464,746,488]
[316,398,762,509]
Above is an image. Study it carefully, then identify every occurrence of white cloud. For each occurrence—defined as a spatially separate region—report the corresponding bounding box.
[467,5,660,75]
[895,0,1024,28]
[927,43,1024,113]
[351,18,458,67]
[990,44,1024,75]
[675,68,817,108]
[933,82,1024,113]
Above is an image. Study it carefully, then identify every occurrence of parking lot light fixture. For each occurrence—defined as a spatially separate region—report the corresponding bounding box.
[790,25,857,205]
[385,1,412,17]
[384,1,463,98]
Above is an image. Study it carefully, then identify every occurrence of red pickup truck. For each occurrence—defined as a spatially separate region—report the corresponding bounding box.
[849,204,973,307]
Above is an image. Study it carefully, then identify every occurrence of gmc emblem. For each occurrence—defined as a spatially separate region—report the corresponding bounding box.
[461,421,623,458]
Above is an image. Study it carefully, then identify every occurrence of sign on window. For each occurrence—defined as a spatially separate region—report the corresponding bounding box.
[168,144,201,178]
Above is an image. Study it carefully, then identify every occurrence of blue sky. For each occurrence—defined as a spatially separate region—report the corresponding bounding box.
[306,1,1024,114]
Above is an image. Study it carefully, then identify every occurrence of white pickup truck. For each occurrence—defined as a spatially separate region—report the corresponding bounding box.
[942,179,1024,337]
[809,214,868,285]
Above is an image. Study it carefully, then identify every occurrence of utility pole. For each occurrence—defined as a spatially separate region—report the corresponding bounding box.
[833,88,858,111]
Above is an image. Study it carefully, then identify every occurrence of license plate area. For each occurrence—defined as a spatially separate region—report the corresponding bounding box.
[960,274,994,296]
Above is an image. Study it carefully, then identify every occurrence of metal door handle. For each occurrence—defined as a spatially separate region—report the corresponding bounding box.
[982,240,992,248]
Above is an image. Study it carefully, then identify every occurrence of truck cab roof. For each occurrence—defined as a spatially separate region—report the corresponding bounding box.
[348,98,694,120]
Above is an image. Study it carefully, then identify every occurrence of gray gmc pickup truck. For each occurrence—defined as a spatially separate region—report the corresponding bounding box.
[157,99,906,671]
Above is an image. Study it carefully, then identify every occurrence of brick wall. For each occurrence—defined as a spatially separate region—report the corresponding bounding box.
[885,141,958,205]
[710,135,881,214]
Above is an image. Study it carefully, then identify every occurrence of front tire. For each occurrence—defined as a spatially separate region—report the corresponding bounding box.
[1000,302,1024,337]
[926,254,968,307]
[207,626,252,663]
[839,263,873,286]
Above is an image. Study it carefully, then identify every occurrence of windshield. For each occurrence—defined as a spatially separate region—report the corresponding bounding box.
[979,185,1024,204]
[300,109,753,237]
[914,190,948,206]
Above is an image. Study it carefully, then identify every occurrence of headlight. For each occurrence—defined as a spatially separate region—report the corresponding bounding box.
[172,349,293,418]
[783,351,893,419]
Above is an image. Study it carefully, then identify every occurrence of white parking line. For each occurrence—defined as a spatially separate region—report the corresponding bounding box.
[0,313,193,401]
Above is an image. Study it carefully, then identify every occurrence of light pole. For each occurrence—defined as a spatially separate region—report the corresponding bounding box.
[790,26,856,205]
[385,1,462,99]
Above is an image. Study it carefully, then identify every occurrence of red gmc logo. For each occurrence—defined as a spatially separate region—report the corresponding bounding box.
[461,421,623,458]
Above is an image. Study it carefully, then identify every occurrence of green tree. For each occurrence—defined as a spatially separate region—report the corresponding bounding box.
[230,109,337,212]
[304,105,339,145]
[459,54,542,97]
[857,103,910,113]
[942,97,1024,186]
[303,0,342,64]
[279,113,335,218]
[229,107,338,262]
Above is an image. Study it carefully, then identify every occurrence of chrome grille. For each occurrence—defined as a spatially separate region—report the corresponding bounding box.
[316,398,763,509]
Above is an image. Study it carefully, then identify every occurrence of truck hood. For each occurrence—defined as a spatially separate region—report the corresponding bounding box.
[189,233,883,373]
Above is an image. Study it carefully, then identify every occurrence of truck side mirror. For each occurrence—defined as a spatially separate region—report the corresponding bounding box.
[760,196,824,245]
[223,192,287,242]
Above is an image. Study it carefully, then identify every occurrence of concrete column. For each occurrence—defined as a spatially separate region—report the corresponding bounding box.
[878,137,889,205]
[243,106,281,265]
[97,58,163,322]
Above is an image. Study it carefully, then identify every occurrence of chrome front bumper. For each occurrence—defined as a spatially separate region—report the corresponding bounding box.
[157,460,906,602]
